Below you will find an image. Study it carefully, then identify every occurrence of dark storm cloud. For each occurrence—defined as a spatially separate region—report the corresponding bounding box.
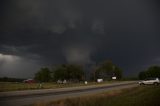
[0,0,160,77]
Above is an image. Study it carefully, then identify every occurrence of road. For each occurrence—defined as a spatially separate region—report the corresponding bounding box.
[0,81,138,106]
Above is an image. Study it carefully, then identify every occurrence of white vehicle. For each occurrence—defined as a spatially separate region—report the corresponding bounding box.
[97,79,103,83]
[57,79,67,84]
[139,78,160,85]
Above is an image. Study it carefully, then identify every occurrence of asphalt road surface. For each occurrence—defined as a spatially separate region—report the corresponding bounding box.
[0,81,138,106]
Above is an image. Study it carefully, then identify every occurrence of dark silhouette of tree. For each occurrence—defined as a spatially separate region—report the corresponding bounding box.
[95,60,122,80]
[138,66,160,79]
[138,71,147,80]
[34,67,51,82]
[114,66,122,79]
[53,64,84,81]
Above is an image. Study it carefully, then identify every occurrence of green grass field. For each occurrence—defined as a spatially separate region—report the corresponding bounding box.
[0,82,57,92]
[0,81,121,92]
[33,86,160,106]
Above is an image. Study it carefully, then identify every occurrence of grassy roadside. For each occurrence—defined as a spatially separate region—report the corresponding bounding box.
[0,81,122,92]
[32,86,160,106]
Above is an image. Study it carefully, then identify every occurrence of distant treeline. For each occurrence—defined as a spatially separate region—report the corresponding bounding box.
[0,77,25,82]
[34,60,123,82]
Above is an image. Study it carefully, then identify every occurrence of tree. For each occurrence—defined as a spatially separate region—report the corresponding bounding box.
[34,67,51,82]
[114,67,122,79]
[53,64,84,81]
[138,66,160,79]
[138,71,147,80]
[95,60,122,80]
[53,65,68,81]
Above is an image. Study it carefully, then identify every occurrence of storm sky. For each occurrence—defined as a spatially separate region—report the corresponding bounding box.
[0,0,160,78]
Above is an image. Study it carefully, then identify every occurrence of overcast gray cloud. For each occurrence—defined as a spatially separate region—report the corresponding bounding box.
[0,0,160,78]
